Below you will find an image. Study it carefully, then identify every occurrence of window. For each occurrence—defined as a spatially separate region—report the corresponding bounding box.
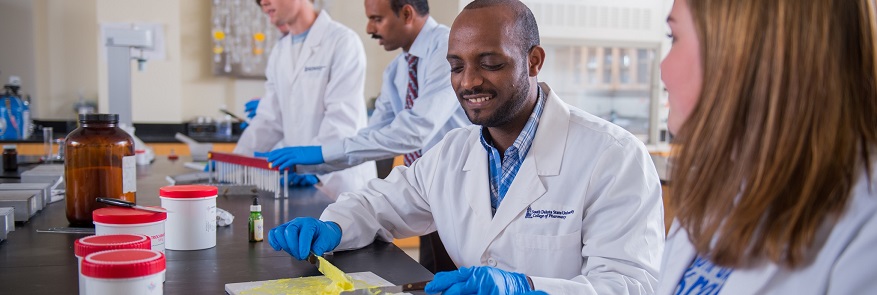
[540,44,658,142]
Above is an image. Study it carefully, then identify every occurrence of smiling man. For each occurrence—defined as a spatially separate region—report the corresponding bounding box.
[264,0,665,294]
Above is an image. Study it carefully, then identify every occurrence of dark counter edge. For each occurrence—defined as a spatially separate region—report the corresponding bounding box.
[0,120,242,143]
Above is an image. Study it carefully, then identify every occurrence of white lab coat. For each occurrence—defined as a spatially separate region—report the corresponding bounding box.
[234,11,376,199]
[657,162,877,294]
[321,83,665,294]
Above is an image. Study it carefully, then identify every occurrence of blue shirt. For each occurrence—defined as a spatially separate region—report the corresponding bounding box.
[675,255,734,295]
[289,28,310,44]
[480,86,546,216]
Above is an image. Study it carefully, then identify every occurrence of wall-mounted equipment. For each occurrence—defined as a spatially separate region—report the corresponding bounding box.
[0,76,32,140]
[210,0,331,79]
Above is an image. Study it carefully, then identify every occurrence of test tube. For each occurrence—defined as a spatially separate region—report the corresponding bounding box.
[55,138,65,160]
[43,127,53,163]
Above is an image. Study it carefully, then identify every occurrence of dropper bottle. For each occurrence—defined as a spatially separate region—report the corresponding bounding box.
[249,197,263,242]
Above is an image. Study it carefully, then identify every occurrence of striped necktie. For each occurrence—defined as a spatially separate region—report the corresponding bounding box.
[403,53,422,166]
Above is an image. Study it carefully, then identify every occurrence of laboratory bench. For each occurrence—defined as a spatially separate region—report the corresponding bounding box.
[0,157,434,294]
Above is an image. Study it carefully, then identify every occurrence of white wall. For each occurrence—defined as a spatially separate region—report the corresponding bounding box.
[0,0,38,110]
[3,0,101,120]
[39,0,99,120]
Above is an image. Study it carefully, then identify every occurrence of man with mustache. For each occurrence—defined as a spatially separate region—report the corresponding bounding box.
[258,0,469,273]
[264,0,665,294]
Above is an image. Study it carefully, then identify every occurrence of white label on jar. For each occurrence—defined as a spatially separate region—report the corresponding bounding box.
[254,219,264,241]
[150,232,166,253]
[123,155,136,194]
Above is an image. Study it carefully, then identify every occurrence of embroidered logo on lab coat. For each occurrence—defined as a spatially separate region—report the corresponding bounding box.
[525,206,575,219]
[304,66,326,72]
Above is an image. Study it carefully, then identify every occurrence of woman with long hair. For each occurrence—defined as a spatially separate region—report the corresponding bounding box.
[658,0,877,293]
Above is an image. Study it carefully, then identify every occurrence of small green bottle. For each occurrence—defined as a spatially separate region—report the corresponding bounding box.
[249,197,263,242]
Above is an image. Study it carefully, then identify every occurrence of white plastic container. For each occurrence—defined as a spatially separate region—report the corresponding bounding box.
[81,249,165,295]
[135,149,150,165]
[93,207,167,253]
[74,234,151,295]
[159,185,218,250]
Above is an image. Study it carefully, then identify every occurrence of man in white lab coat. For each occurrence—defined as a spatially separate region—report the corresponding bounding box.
[234,0,376,198]
[265,0,664,294]
[258,0,470,273]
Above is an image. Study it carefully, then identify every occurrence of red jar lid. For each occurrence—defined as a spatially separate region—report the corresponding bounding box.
[81,249,165,278]
[92,207,167,224]
[75,234,151,257]
[159,185,218,199]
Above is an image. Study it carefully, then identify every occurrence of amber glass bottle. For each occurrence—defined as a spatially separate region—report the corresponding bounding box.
[65,114,136,226]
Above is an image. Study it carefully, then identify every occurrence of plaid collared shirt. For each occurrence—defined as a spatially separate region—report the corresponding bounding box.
[479,86,546,216]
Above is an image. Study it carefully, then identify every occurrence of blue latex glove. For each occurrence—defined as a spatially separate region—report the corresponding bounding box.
[267,217,342,260]
[283,172,319,187]
[425,266,532,295]
[254,146,324,171]
[244,99,260,119]
[240,99,260,131]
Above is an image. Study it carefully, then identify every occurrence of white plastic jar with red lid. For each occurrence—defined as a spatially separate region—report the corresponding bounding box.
[74,234,151,295]
[159,185,218,250]
[81,249,165,295]
[93,207,167,253]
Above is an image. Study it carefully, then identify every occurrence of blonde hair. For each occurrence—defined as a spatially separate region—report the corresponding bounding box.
[670,0,877,268]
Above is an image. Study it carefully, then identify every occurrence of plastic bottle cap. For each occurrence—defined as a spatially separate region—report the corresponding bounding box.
[159,185,218,199]
[3,145,15,150]
[250,198,260,212]
[79,113,119,123]
[81,249,165,278]
[74,234,151,257]
[93,207,167,224]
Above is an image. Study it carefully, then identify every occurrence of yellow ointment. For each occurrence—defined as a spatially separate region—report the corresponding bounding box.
[316,256,355,293]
